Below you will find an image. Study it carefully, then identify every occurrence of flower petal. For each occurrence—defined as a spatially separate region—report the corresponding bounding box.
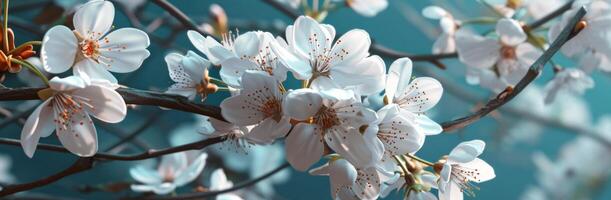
[285,123,324,171]
[353,167,381,200]
[496,18,527,46]
[331,55,386,95]
[270,41,312,80]
[448,140,485,163]
[395,77,443,113]
[73,84,127,123]
[98,28,151,73]
[73,0,114,39]
[422,6,448,19]
[328,29,371,67]
[174,153,208,186]
[248,117,291,144]
[282,88,323,121]
[130,165,162,185]
[461,158,495,183]
[386,57,413,101]
[74,59,118,83]
[56,112,98,157]
[49,76,88,92]
[455,30,501,69]
[438,181,463,200]
[210,168,233,191]
[291,16,332,59]
[41,26,78,74]
[219,58,259,87]
[325,126,380,168]
[20,99,54,158]
[131,183,176,195]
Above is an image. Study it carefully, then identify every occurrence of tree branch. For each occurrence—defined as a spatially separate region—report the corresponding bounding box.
[440,7,587,132]
[127,162,291,200]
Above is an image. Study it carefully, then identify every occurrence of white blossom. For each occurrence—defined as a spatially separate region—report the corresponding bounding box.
[41,0,150,83]
[438,140,495,200]
[543,68,594,104]
[130,152,208,195]
[21,76,127,157]
[165,51,214,100]
[422,6,459,54]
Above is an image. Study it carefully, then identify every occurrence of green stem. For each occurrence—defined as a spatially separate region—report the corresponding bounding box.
[8,40,41,55]
[405,154,434,167]
[217,87,231,92]
[10,58,49,86]
[2,0,9,52]
[209,77,227,86]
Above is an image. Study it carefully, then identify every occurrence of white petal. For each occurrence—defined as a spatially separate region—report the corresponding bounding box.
[131,183,176,195]
[56,112,98,157]
[353,167,381,200]
[438,182,463,200]
[98,28,151,73]
[515,43,543,68]
[329,29,371,67]
[455,30,501,69]
[270,41,312,80]
[248,117,291,144]
[496,18,526,46]
[422,6,448,19]
[291,16,332,59]
[130,165,162,185]
[331,55,386,95]
[461,158,495,183]
[73,59,118,83]
[165,53,195,85]
[220,72,279,126]
[219,58,259,87]
[285,123,324,171]
[159,153,189,175]
[210,168,233,191]
[41,26,78,74]
[174,153,208,186]
[187,30,229,65]
[395,77,443,113]
[432,33,455,54]
[325,127,379,168]
[414,114,442,135]
[73,84,127,123]
[448,140,485,163]
[49,76,88,92]
[73,0,114,39]
[377,113,424,155]
[386,57,413,101]
[20,100,54,158]
[348,0,388,17]
[232,31,262,59]
[282,88,323,121]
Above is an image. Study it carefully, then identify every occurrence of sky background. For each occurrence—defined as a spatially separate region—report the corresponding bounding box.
[2,0,611,199]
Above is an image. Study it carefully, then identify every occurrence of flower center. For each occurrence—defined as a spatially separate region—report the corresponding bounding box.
[500,45,516,60]
[313,106,340,130]
[251,46,277,76]
[51,93,93,132]
[307,33,347,76]
[260,98,282,122]
[81,40,100,59]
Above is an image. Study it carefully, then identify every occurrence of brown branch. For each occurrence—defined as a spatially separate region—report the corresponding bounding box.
[125,162,291,200]
[0,87,225,121]
[0,136,225,196]
[440,7,587,132]
[0,157,95,196]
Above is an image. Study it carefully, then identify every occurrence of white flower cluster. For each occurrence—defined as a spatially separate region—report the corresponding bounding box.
[424,0,610,104]
[177,15,495,200]
[21,0,150,158]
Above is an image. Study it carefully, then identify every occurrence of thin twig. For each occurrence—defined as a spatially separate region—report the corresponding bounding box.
[126,162,291,200]
[440,7,587,132]
[150,0,208,37]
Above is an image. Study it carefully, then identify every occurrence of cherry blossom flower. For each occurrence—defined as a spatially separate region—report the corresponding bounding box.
[41,0,151,83]
[20,76,127,157]
[422,6,459,54]
[282,88,381,170]
[220,71,291,144]
[384,58,443,135]
[209,168,245,200]
[271,16,386,95]
[165,51,217,101]
[367,104,430,172]
[310,157,385,200]
[437,140,495,200]
[341,0,388,17]
[130,152,208,195]
[456,18,542,92]
[198,115,254,153]
[543,68,594,104]
[549,0,611,73]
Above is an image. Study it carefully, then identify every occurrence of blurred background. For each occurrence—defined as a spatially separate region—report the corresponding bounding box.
[1,0,610,199]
